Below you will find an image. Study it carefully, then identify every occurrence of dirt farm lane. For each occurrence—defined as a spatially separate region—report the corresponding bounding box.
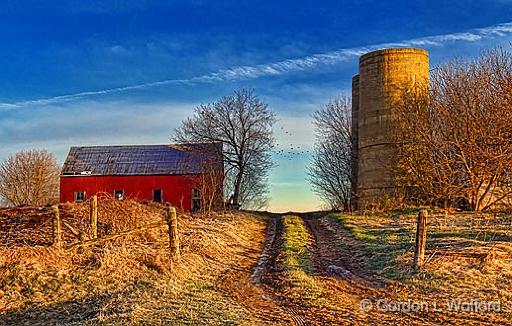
[249,213,509,325]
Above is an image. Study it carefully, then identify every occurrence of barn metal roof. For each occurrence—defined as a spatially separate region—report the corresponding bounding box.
[61,143,223,176]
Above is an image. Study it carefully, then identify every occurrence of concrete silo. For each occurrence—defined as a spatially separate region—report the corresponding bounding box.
[350,74,360,204]
[355,48,429,208]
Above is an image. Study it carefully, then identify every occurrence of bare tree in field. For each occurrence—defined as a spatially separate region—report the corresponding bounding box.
[0,150,60,207]
[173,89,276,209]
[394,47,512,211]
[308,96,353,210]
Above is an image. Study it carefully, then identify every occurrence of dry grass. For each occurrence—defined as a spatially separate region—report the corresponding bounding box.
[0,198,268,324]
[5,203,511,324]
[329,211,512,311]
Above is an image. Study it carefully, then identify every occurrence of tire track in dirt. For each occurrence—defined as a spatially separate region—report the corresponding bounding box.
[254,214,393,325]
[214,214,292,325]
[305,215,446,325]
[303,215,401,325]
[251,215,309,326]
[251,216,278,284]
[305,216,386,289]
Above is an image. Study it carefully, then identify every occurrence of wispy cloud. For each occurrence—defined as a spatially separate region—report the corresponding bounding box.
[2,21,512,109]
[0,99,193,161]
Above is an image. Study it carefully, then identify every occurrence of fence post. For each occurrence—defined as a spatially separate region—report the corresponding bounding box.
[52,205,62,249]
[90,195,98,239]
[166,207,180,261]
[413,209,428,270]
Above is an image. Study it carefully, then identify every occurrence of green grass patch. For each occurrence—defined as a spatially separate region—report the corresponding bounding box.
[281,215,324,302]
[327,213,415,280]
[282,215,311,273]
[326,213,377,242]
[326,211,512,307]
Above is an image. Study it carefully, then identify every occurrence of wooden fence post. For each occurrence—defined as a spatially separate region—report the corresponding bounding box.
[52,205,62,249]
[413,209,428,270]
[166,207,180,261]
[90,195,98,239]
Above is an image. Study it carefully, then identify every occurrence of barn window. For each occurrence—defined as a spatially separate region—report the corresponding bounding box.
[153,189,163,203]
[74,191,86,202]
[114,189,124,201]
[192,188,201,211]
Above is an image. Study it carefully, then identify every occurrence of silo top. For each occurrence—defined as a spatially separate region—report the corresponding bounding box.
[359,48,428,64]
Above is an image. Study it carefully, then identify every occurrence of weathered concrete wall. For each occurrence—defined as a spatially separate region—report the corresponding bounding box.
[356,48,429,208]
[350,74,360,205]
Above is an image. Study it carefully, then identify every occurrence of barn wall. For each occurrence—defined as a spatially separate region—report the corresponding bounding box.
[60,174,218,211]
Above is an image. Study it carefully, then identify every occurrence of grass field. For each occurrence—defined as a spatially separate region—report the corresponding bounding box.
[329,211,512,307]
[0,200,269,325]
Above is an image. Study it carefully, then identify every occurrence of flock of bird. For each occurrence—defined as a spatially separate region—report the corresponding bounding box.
[272,126,311,161]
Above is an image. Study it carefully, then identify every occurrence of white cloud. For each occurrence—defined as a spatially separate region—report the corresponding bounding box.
[1,21,512,109]
[109,45,132,56]
[0,100,195,162]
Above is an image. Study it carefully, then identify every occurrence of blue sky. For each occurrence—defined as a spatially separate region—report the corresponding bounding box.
[1,1,512,211]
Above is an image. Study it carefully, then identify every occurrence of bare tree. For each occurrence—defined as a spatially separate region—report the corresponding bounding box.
[194,163,224,215]
[173,89,276,209]
[191,146,225,215]
[394,47,512,211]
[0,150,60,207]
[308,96,353,210]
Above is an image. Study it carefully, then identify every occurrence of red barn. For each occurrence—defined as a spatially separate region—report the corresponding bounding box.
[60,143,224,211]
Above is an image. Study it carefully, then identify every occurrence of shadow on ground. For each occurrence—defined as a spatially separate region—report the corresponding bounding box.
[0,287,135,326]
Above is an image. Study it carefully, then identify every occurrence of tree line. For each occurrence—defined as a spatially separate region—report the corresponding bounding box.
[393,48,512,211]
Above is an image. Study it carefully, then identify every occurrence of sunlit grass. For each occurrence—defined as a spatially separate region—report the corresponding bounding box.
[327,211,512,309]
[0,200,268,324]
[281,215,324,301]
[328,213,413,280]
